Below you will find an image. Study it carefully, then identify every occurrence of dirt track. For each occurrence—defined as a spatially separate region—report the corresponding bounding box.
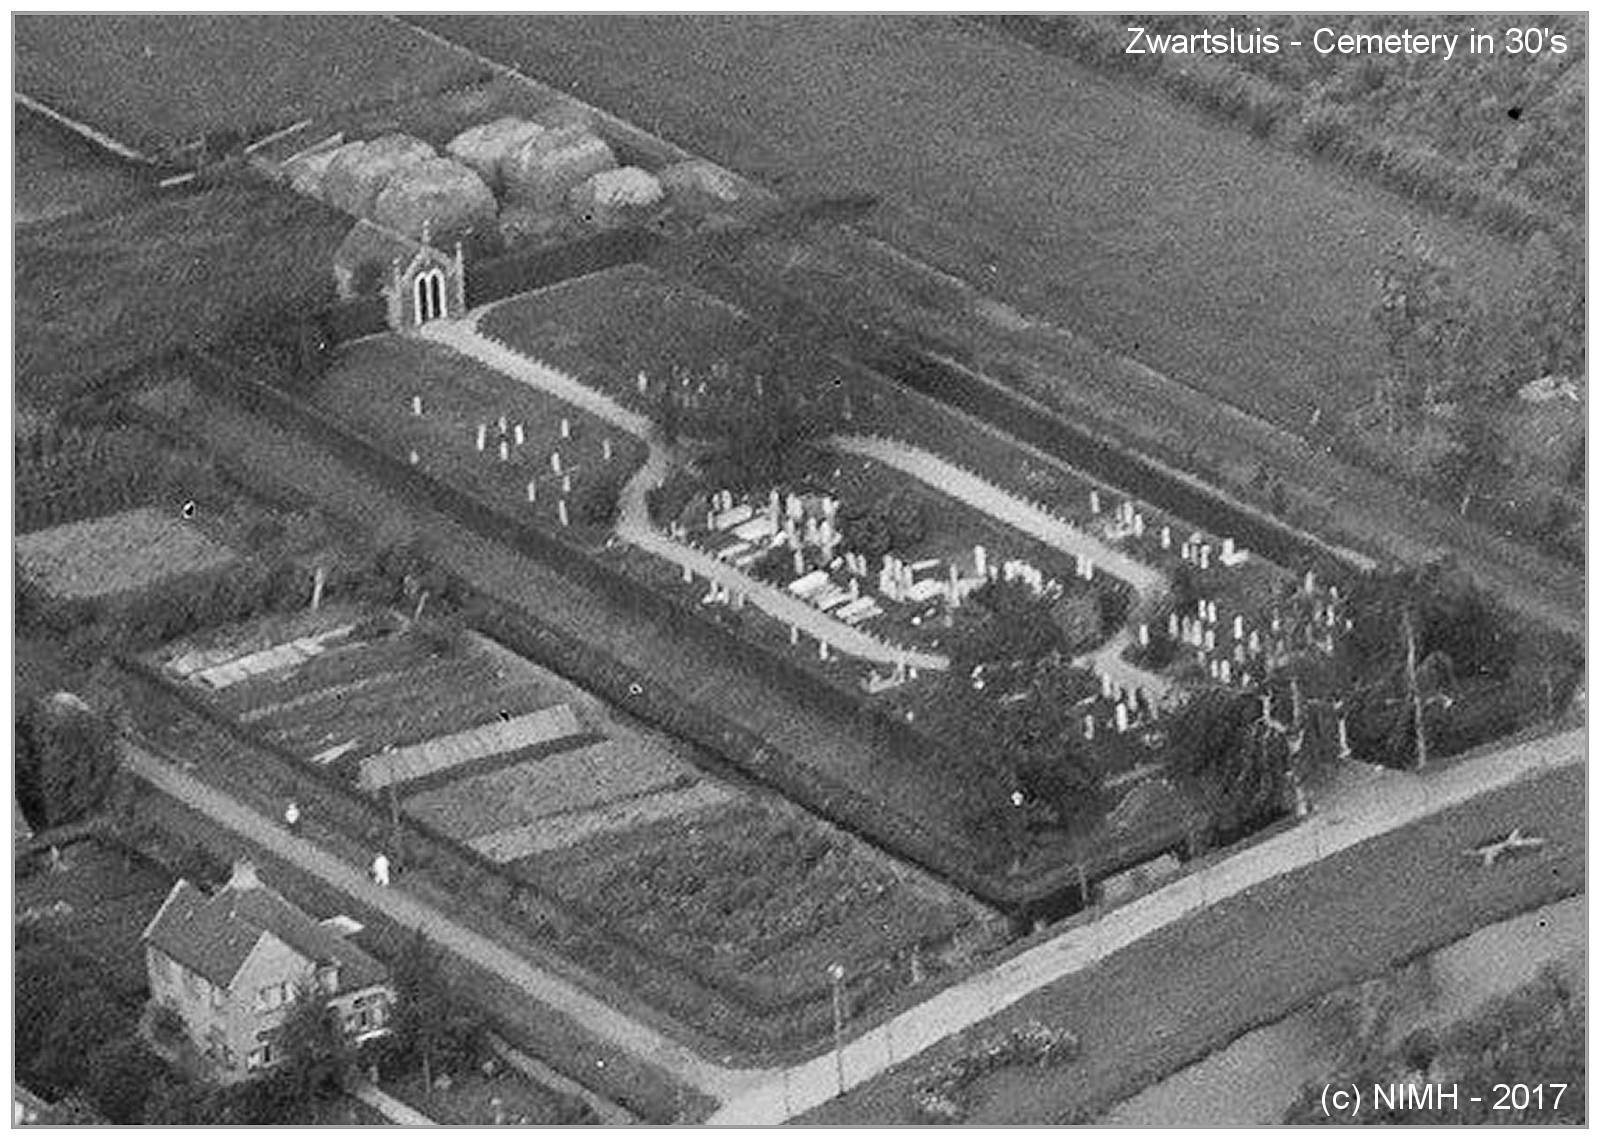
[413,14,1528,431]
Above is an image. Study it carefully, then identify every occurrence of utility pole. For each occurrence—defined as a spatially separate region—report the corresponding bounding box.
[1402,607,1429,770]
[832,960,844,1095]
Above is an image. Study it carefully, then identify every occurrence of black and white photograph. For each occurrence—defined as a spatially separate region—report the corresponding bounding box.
[10,7,1586,1128]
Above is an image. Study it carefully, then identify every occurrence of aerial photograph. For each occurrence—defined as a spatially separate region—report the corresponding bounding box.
[11,9,1585,1128]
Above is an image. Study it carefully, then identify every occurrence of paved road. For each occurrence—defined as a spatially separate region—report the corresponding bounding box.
[350,1082,436,1126]
[120,741,754,1103]
[122,707,1582,1125]
[711,725,1585,1123]
[421,313,950,671]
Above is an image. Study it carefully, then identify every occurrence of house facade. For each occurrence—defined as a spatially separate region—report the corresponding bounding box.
[142,860,394,1083]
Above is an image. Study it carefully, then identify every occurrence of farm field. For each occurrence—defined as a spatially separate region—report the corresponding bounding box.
[416,13,1530,433]
[14,109,153,225]
[14,14,487,158]
[155,605,581,774]
[16,179,351,411]
[142,602,991,1011]
[16,507,239,601]
[531,801,979,993]
[310,336,648,543]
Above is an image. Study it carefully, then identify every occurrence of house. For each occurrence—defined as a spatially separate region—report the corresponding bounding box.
[332,218,465,332]
[141,860,394,1082]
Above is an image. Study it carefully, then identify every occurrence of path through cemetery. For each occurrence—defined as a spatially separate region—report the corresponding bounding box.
[421,313,949,670]
[828,434,1172,699]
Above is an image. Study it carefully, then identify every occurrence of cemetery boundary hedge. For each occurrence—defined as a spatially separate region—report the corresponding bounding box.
[190,349,1056,904]
[192,345,1232,918]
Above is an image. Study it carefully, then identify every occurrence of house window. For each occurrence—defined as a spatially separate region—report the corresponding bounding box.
[255,981,293,1012]
[346,992,387,1034]
[247,1032,278,1070]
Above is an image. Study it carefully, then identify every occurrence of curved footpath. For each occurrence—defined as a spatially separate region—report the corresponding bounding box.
[420,313,948,671]
[123,717,1582,1123]
[829,433,1174,700]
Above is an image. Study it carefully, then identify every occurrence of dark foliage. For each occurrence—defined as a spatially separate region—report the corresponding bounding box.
[13,695,120,830]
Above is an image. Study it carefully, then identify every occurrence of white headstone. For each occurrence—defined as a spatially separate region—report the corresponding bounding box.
[561,474,572,495]
[514,423,526,446]
[408,449,419,466]
[412,395,423,417]
[527,479,538,503]
[499,439,510,462]
[1161,525,1172,549]
[602,437,613,461]
[551,451,562,475]
[1090,490,1101,515]
[371,854,390,887]
[557,499,569,527]
[477,424,487,452]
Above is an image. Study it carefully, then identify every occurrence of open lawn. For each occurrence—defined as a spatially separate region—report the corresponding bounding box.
[14,109,153,225]
[312,335,648,542]
[16,178,350,410]
[16,507,239,601]
[14,14,486,158]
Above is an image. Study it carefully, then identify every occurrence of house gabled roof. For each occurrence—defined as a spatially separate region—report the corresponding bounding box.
[142,863,389,994]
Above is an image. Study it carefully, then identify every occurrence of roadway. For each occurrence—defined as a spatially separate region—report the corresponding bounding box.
[124,707,1582,1124]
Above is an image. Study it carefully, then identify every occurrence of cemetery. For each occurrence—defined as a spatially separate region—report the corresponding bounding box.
[306,334,648,542]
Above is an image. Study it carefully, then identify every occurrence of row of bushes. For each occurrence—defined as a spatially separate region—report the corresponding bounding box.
[980,14,1565,238]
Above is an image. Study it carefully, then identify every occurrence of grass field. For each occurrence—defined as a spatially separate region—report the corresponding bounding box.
[311,336,648,541]
[16,507,239,601]
[14,14,486,158]
[14,109,154,225]
[126,602,991,1037]
[418,14,1529,434]
[16,178,350,411]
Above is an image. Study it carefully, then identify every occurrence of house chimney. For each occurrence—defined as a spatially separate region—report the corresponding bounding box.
[228,860,261,892]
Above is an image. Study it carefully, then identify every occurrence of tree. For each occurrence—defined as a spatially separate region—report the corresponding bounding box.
[1372,233,1477,433]
[84,1037,167,1124]
[274,988,353,1106]
[1165,687,1291,841]
[34,985,127,1096]
[389,930,482,1090]
[13,695,120,829]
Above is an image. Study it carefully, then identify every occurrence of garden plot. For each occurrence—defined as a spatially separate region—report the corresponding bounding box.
[16,506,238,601]
[533,802,981,983]
[170,614,581,773]
[359,704,585,791]
[312,335,647,537]
[402,737,709,847]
